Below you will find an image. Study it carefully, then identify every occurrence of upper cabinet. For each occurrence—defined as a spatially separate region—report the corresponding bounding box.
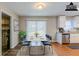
[74,16,79,28]
[58,16,66,28]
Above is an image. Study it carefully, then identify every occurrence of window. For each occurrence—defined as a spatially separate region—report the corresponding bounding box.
[26,21,46,41]
[64,20,75,31]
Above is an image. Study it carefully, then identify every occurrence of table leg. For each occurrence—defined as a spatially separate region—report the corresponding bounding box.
[29,46,30,55]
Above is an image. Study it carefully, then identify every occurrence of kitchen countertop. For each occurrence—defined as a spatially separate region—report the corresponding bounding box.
[62,32,79,34]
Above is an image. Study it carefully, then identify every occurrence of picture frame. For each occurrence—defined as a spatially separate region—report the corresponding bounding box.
[14,20,19,31]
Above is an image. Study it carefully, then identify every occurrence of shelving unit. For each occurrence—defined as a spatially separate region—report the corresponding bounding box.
[2,13,10,55]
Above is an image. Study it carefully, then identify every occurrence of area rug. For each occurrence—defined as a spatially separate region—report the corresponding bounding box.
[17,46,53,56]
[67,46,79,49]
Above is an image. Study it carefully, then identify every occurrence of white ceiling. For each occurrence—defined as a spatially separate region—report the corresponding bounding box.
[0,2,79,16]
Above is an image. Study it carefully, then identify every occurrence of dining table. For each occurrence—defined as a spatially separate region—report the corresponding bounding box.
[26,37,48,55]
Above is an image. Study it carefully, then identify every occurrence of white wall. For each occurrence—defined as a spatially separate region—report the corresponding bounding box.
[47,17,57,42]
[19,16,57,42]
[0,5,19,55]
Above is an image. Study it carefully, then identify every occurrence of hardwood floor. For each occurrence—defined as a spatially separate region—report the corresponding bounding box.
[4,44,22,56]
[4,43,79,56]
[4,45,53,56]
[53,43,79,56]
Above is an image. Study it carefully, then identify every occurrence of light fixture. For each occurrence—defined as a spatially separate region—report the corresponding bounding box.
[77,8,79,10]
[34,2,46,10]
[65,2,78,11]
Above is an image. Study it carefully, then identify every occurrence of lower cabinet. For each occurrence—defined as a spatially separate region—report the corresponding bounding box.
[70,33,79,43]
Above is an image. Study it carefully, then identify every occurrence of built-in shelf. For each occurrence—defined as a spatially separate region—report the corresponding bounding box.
[2,13,10,55]
[2,24,9,26]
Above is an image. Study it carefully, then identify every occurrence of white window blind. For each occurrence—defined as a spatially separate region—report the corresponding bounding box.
[26,21,46,41]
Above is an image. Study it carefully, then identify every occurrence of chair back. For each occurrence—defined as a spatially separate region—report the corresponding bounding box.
[45,34,52,43]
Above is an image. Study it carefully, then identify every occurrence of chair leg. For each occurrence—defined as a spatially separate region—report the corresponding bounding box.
[44,46,45,55]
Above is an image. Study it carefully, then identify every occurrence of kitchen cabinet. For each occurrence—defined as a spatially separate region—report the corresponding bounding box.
[58,16,66,28]
[74,16,79,28]
[56,32,70,44]
[70,33,79,43]
[56,32,79,44]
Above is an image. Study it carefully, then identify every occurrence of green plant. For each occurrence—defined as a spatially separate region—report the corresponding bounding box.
[19,31,26,39]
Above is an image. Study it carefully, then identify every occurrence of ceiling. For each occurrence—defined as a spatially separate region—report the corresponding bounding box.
[0,2,79,16]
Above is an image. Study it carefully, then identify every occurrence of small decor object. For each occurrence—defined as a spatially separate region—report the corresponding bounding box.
[59,28,64,33]
[35,32,39,37]
[65,2,78,11]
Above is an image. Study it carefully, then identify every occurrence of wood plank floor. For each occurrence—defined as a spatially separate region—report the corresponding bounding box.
[4,43,79,56]
[53,43,79,56]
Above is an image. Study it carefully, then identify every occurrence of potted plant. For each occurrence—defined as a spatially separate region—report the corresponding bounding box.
[19,31,26,44]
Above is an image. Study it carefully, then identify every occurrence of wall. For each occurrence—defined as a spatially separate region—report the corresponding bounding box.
[0,5,19,55]
[19,16,26,31]
[19,16,57,42]
[47,17,57,42]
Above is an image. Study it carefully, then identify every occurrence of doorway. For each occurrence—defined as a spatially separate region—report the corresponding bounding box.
[2,13,10,55]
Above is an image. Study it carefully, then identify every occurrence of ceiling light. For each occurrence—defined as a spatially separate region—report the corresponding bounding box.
[77,8,79,10]
[34,3,46,10]
[65,2,78,11]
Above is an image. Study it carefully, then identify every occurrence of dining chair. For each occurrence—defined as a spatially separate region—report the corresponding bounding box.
[41,34,52,55]
[45,34,52,43]
[41,41,51,55]
[21,39,31,55]
[22,41,31,46]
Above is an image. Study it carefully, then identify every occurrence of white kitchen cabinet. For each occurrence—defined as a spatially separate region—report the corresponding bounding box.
[56,32,79,44]
[74,16,79,28]
[58,16,66,28]
[70,33,79,43]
